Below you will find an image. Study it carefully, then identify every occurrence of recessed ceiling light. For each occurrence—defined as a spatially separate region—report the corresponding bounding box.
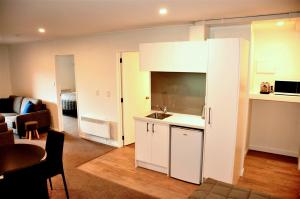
[159,8,168,15]
[276,21,285,27]
[38,28,46,33]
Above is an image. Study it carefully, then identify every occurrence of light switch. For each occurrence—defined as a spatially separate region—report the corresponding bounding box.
[96,90,100,96]
[106,91,111,98]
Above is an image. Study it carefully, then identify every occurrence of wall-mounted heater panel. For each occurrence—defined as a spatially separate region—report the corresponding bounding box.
[80,116,110,139]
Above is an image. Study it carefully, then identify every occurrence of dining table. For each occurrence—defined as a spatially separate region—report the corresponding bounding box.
[0,143,46,176]
[0,143,48,198]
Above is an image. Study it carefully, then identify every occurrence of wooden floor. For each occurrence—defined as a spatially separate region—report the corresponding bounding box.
[238,150,300,199]
[78,145,198,199]
[79,146,300,199]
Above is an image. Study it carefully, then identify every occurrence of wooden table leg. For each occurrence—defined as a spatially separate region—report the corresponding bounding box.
[35,130,40,139]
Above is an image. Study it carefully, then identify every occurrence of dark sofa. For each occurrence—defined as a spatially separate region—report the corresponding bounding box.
[0,96,51,138]
[0,115,14,146]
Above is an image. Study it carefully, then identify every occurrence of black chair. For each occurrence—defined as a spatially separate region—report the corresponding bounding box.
[44,130,69,199]
[1,163,49,199]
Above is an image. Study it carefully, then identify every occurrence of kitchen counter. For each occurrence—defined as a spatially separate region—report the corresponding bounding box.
[249,92,300,103]
[134,111,205,129]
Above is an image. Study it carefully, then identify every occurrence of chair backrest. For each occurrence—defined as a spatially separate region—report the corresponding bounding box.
[45,130,65,174]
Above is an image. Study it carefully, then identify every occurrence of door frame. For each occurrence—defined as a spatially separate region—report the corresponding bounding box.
[116,52,125,147]
[54,54,80,133]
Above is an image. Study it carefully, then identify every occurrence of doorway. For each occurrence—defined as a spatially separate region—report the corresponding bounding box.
[55,55,79,136]
[120,52,151,145]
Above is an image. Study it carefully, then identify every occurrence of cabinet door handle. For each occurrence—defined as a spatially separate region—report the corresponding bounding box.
[152,123,154,133]
[146,123,149,132]
[209,107,211,125]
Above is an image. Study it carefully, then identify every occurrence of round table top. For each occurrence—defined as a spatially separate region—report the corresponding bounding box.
[0,144,46,176]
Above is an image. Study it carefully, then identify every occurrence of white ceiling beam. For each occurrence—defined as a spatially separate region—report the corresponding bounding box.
[195,11,300,26]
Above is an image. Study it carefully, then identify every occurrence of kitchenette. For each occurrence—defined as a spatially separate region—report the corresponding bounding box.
[133,37,250,185]
[135,110,205,184]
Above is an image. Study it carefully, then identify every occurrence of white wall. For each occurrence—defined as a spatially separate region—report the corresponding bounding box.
[249,100,300,157]
[8,24,190,145]
[248,19,300,157]
[209,25,251,41]
[0,45,12,98]
[56,55,76,92]
[7,23,254,147]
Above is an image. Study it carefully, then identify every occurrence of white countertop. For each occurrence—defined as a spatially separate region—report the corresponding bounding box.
[134,111,205,129]
[249,92,300,103]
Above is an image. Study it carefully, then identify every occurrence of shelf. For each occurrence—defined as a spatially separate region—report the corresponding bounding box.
[249,93,300,103]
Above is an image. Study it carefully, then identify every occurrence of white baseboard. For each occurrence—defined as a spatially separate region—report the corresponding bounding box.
[249,145,298,157]
[79,132,122,148]
[136,160,168,174]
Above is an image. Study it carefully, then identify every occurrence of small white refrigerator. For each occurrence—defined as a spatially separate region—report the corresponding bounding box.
[170,126,204,184]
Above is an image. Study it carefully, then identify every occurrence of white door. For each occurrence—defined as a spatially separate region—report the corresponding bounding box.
[150,123,169,168]
[204,39,240,183]
[135,120,151,163]
[122,52,151,145]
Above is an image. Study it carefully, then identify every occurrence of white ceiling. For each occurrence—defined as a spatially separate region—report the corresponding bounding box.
[0,0,299,44]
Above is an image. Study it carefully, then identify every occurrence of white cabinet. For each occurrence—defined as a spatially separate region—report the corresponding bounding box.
[139,41,207,72]
[135,120,151,163]
[203,38,249,184]
[151,123,169,168]
[135,120,169,173]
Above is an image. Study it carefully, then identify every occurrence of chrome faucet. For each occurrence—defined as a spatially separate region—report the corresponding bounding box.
[156,105,167,113]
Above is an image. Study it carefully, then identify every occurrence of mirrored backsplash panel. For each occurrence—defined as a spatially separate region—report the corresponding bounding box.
[151,72,206,116]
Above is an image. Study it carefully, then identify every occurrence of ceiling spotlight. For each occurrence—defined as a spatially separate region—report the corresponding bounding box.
[276,21,285,27]
[159,8,168,15]
[38,28,46,33]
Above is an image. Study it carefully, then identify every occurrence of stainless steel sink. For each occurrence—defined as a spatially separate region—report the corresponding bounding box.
[146,112,172,120]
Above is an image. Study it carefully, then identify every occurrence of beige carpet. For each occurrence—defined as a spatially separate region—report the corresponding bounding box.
[15,133,158,199]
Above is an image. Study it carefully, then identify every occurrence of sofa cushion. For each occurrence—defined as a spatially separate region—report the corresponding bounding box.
[1,113,18,129]
[20,98,42,113]
[21,101,35,114]
[0,98,13,113]
[12,96,24,114]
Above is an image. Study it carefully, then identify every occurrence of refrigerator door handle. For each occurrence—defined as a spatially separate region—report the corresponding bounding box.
[208,107,212,125]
